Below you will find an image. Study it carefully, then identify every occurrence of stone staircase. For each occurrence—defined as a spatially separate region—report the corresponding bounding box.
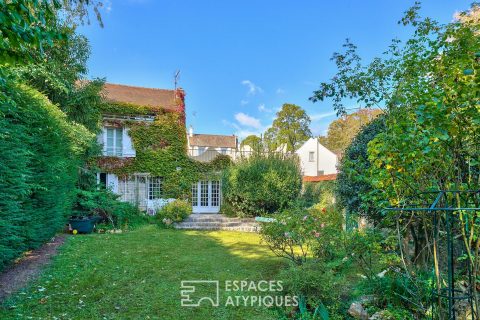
[174,214,259,232]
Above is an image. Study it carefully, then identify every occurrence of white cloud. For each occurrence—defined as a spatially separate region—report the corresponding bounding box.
[276,88,285,95]
[310,111,336,121]
[104,0,112,12]
[240,99,249,106]
[234,113,262,129]
[241,80,263,96]
[258,104,273,113]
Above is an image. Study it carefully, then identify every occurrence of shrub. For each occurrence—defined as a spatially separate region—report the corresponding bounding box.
[72,188,147,230]
[222,155,302,217]
[299,181,336,209]
[0,78,93,271]
[260,205,343,265]
[279,261,348,319]
[335,116,385,223]
[336,115,386,227]
[156,199,191,227]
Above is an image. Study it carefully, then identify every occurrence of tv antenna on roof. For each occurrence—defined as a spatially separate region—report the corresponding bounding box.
[174,70,181,90]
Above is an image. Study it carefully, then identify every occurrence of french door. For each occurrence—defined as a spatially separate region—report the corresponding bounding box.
[192,180,221,213]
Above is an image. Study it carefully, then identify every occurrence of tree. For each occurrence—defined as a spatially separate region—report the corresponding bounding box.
[335,116,386,227]
[266,103,312,152]
[312,2,480,314]
[318,108,382,154]
[0,0,103,65]
[240,135,263,153]
[13,28,105,132]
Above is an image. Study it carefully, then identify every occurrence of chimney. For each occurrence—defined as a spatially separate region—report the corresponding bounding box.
[189,126,193,137]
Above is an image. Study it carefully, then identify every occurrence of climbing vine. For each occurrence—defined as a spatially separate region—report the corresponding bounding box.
[96,103,231,199]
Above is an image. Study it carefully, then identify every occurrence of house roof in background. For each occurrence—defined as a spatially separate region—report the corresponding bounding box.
[303,174,337,182]
[189,134,237,148]
[102,83,183,112]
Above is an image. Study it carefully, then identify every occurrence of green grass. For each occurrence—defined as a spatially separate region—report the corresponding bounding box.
[0,226,286,319]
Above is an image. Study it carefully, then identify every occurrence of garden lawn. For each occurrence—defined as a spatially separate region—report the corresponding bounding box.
[0,225,285,320]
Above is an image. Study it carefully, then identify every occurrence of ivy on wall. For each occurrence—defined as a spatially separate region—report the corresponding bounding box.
[96,103,231,199]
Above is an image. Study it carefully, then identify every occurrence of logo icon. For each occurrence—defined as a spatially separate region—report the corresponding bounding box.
[180,280,220,307]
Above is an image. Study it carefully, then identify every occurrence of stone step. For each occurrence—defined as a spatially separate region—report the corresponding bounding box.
[183,215,255,223]
[177,222,258,228]
[174,214,259,232]
[175,225,259,232]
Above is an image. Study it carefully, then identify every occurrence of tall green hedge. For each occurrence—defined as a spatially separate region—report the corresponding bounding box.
[0,76,93,270]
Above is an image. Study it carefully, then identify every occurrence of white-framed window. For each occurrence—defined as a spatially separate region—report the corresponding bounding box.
[106,127,123,156]
[309,151,315,162]
[148,177,163,200]
[220,148,228,155]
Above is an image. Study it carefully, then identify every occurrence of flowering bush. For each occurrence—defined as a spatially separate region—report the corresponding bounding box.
[260,206,342,265]
[155,199,191,227]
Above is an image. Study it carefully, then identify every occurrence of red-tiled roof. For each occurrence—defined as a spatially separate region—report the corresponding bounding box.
[188,134,237,148]
[102,83,184,112]
[303,174,337,182]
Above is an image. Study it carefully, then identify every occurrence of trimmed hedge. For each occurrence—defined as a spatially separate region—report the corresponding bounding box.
[0,76,93,270]
[221,155,302,217]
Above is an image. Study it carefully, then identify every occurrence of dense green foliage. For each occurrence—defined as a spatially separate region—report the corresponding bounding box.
[264,104,312,152]
[304,3,480,318]
[318,109,382,154]
[0,0,109,270]
[221,156,302,217]
[0,77,93,270]
[336,116,386,225]
[72,188,147,230]
[155,199,192,227]
[0,0,102,65]
[300,181,336,209]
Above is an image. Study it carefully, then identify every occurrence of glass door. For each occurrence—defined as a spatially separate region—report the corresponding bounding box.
[191,180,221,213]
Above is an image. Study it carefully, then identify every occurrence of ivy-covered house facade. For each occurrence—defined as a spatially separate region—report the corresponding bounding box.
[96,83,231,214]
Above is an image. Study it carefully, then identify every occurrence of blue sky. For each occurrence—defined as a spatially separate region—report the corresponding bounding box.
[78,0,471,139]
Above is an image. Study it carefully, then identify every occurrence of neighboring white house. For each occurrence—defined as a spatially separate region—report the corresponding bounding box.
[295,138,338,177]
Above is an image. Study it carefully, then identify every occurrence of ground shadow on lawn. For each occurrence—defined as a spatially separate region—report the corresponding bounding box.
[0,226,287,320]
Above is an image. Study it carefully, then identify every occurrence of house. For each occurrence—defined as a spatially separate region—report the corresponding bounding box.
[295,138,338,179]
[96,83,187,213]
[187,127,238,162]
[239,137,338,180]
[96,83,233,215]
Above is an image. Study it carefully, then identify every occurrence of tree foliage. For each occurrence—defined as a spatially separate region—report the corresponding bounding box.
[336,116,386,225]
[0,0,103,65]
[318,108,382,154]
[312,3,480,316]
[265,103,312,152]
[240,134,263,153]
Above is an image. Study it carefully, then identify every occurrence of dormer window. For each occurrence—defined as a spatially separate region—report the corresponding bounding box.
[106,127,123,156]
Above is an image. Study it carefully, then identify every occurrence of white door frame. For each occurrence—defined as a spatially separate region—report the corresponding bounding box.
[192,180,220,213]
